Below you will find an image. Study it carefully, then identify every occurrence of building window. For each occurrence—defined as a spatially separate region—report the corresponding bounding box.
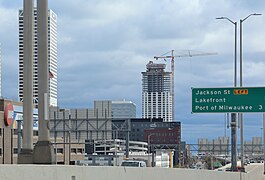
[13,129,18,135]
[33,131,38,136]
[77,149,83,153]
[13,148,18,154]
[57,148,63,154]
[71,149,77,153]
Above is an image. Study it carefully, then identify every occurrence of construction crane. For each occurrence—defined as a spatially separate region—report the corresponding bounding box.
[154,50,217,120]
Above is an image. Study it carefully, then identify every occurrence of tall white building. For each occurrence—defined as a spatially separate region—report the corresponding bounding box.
[142,61,172,122]
[18,9,57,106]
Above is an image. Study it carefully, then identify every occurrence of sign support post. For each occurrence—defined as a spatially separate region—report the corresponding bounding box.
[231,113,237,171]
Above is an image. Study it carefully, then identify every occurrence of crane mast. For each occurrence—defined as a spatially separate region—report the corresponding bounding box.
[171,50,175,121]
[154,50,217,120]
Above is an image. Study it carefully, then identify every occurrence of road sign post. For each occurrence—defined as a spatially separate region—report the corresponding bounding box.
[192,87,265,113]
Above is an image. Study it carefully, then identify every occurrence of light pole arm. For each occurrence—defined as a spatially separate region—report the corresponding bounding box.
[240,13,262,87]
[215,16,237,86]
[241,13,262,22]
[216,17,236,25]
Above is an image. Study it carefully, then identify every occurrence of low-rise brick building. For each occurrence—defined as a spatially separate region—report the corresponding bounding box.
[0,98,85,164]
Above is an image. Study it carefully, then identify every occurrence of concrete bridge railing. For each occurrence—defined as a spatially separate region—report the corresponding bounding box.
[0,165,264,180]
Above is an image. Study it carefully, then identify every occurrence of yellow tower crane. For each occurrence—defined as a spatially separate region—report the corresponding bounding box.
[154,50,217,120]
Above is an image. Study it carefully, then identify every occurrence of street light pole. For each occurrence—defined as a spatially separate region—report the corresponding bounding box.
[240,13,262,86]
[260,128,263,143]
[239,13,262,172]
[148,133,154,167]
[263,113,265,174]
[216,16,237,171]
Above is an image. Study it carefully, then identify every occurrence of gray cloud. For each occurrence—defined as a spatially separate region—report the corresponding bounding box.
[1,0,265,143]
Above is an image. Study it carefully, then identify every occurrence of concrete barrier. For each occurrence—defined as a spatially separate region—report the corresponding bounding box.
[0,165,264,180]
[245,164,264,180]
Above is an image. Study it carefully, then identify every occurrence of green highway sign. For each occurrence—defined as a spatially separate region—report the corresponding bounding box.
[192,87,265,113]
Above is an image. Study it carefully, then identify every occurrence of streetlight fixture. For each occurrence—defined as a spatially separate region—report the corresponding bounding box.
[216,16,238,172]
[240,13,262,86]
[239,13,262,172]
[216,17,237,87]
[148,133,154,167]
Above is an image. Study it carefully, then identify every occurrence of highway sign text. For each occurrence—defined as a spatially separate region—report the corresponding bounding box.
[192,87,265,113]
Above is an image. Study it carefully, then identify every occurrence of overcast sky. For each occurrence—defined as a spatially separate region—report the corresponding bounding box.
[1,0,265,143]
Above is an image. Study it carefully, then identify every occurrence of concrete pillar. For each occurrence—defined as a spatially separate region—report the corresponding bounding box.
[18,0,34,164]
[37,0,49,142]
[33,0,55,164]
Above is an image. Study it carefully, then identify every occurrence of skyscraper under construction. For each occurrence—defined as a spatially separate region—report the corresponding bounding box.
[142,61,172,122]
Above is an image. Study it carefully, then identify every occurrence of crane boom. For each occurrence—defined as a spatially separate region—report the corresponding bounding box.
[154,50,217,120]
[154,52,218,59]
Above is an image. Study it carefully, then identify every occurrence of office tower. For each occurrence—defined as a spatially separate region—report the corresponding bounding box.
[18,9,57,106]
[142,61,172,122]
[112,99,136,119]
